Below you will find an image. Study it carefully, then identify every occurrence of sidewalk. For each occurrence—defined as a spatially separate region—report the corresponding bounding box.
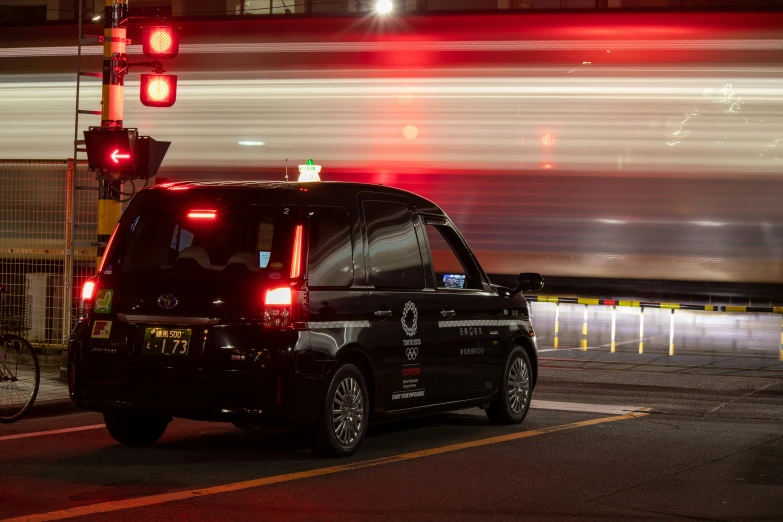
[32,368,74,417]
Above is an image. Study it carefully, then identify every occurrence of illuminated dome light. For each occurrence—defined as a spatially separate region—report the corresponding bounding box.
[376,0,393,15]
[542,133,555,147]
[402,124,419,141]
[541,163,554,170]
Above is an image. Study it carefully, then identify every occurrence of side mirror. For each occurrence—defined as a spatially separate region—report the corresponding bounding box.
[513,272,544,295]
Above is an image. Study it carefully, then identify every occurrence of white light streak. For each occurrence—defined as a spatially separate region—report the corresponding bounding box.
[1,67,781,173]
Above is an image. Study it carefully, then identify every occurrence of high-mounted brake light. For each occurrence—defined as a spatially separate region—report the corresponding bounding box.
[290,225,303,278]
[82,280,96,300]
[187,210,216,219]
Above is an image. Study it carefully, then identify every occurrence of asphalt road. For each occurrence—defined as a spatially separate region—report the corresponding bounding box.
[1,359,781,522]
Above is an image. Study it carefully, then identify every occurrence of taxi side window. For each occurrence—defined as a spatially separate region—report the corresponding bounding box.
[308,206,354,288]
[424,223,483,290]
[363,200,425,290]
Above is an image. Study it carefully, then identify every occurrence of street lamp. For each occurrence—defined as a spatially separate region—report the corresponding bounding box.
[375,0,393,15]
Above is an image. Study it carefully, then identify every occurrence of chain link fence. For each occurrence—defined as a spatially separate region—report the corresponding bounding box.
[0,160,97,349]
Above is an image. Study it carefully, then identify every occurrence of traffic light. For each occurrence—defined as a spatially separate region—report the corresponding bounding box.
[83,127,137,174]
[140,74,177,107]
[141,26,179,107]
[84,127,170,180]
[142,26,179,59]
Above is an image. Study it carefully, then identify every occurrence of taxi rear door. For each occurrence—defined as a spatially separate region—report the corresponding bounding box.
[359,194,441,410]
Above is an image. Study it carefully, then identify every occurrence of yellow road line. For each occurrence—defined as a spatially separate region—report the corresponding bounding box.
[5,412,646,522]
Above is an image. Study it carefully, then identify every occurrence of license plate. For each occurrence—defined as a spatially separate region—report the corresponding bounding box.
[143,327,192,356]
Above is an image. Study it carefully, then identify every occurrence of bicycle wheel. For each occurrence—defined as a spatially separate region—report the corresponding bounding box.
[0,334,40,423]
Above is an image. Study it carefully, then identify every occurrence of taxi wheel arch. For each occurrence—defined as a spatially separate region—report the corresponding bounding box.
[335,346,377,411]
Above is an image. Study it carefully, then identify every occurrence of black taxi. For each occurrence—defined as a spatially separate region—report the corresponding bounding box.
[68,180,544,457]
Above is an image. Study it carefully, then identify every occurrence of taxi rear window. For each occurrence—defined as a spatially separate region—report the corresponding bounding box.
[111,206,294,278]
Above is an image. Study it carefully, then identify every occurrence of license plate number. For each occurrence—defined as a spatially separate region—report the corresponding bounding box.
[143,328,191,356]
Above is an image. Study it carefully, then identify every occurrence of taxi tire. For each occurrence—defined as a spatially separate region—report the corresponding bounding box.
[104,410,171,446]
[486,346,532,425]
[311,363,369,458]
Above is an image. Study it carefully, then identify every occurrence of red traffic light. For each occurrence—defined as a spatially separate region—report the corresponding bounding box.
[142,26,179,59]
[84,127,137,173]
[140,74,177,107]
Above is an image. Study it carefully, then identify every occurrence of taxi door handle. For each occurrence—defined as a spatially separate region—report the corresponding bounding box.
[374,309,393,318]
[440,309,456,318]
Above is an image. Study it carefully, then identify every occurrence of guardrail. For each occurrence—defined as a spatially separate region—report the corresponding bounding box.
[525,295,783,361]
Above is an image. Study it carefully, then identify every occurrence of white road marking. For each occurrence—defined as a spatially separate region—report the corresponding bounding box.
[531,400,650,415]
[0,424,105,441]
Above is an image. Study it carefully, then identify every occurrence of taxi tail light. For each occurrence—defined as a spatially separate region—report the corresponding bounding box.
[79,277,98,320]
[264,287,293,328]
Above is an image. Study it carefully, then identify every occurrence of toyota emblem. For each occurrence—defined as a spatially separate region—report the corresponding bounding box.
[157,294,179,310]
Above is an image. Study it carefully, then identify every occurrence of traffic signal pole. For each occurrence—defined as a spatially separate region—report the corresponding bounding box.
[97,0,127,267]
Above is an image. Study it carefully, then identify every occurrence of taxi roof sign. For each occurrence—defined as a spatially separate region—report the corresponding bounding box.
[298,158,321,182]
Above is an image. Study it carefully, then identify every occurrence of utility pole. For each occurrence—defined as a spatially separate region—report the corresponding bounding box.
[97,0,128,267]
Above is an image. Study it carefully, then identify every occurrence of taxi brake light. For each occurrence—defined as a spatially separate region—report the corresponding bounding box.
[82,280,96,300]
[265,287,292,306]
[187,210,216,219]
[290,225,303,278]
[264,287,293,328]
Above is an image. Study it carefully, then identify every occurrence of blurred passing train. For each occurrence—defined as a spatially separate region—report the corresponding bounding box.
[1,10,782,286]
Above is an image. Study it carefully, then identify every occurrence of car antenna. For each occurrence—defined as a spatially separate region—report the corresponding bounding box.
[285,158,289,182]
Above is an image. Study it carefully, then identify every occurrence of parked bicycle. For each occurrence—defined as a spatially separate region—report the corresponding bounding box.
[0,284,39,422]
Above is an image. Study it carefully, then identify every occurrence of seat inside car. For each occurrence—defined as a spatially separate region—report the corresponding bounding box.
[175,247,224,271]
[225,252,258,272]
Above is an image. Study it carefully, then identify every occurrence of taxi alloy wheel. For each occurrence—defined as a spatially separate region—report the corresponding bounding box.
[312,363,369,458]
[332,376,364,446]
[508,356,530,415]
[486,346,532,425]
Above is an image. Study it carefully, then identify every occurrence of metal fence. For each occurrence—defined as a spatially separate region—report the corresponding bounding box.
[0,160,97,348]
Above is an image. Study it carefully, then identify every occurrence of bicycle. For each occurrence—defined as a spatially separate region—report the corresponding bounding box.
[0,284,39,423]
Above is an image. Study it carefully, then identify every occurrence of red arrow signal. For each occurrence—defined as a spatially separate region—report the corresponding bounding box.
[111,149,131,163]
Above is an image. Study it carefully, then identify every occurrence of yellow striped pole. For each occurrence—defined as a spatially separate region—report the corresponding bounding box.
[581,304,588,351]
[610,305,617,353]
[553,302,560,349]
[97,0,127,269]
[638,307,644,354]
[668,309,675,356]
